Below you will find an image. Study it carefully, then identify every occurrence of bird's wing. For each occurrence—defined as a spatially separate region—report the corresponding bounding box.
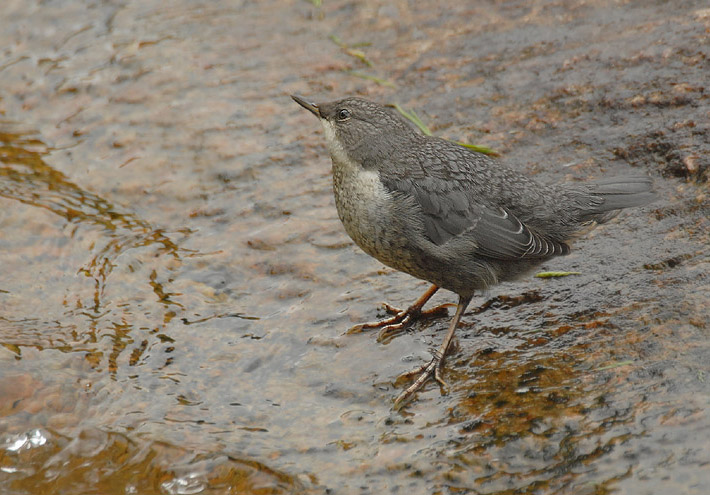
[382,175,569,260]
[469,206,570,259]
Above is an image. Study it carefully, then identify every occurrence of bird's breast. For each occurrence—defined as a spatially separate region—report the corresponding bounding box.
[330,154,419,272]
[331,156,388,247]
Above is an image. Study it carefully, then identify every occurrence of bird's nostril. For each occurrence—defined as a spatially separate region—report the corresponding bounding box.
[291,95,320,117]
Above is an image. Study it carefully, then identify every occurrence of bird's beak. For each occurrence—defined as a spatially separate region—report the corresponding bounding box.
[291,95,321,118]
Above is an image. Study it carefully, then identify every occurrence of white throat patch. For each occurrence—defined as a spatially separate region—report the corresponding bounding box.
[320,119,352,167]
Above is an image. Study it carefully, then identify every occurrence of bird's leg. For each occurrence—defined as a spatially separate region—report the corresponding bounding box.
[393,295,472,409]
[347,284,451,341]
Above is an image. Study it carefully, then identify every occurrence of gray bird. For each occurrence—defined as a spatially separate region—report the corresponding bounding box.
[292,95,655,407]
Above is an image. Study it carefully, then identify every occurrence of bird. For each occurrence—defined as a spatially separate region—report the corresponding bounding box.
[291,94,656,408]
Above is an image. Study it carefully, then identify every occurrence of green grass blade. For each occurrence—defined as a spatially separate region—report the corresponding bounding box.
[535,271,582,278]
[391,104,498,156]
[346,70,396,88]
[595,360,633,371]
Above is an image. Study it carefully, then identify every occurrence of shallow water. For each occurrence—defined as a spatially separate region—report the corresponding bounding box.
[1,1,709,493]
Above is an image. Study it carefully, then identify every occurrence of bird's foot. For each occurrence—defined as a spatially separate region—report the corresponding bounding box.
[393,353,448,409]
[346,302,451,343]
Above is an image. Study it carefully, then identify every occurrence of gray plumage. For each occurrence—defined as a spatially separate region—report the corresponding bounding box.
[292,94,656,406]
[294,96,655,298]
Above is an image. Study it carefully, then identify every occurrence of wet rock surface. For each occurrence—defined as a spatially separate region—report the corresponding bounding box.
[1,1,708,493]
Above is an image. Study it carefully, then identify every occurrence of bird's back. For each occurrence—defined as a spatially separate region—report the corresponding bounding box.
[366,135,655,294]
[381,135,654,243]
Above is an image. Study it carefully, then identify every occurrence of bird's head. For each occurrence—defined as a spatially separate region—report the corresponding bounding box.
[291,95,418,170]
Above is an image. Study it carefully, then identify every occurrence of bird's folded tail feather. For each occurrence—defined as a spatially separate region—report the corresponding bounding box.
[581,176,657,223]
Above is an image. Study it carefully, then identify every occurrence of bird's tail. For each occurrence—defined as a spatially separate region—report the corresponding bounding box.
[581,176,657,224]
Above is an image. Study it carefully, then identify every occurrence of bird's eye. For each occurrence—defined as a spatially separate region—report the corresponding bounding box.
[337,108,351,120]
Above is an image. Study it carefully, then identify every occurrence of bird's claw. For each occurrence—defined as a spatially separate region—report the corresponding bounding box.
[381,302,404,315]
[393,354,449,409]
[345,304,411,336]
[346,308,414,342]
[346,302,451,342]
